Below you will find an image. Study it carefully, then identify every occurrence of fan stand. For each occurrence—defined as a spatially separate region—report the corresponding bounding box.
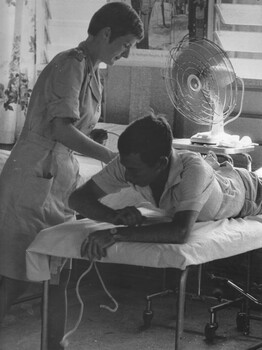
[191,130,221,145]
[190,100,240,146]
[190,121,240,147]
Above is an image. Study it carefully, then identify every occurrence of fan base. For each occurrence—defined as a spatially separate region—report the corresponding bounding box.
[190,131,243,147]
[191,137,217,145]
[190,132,221,145]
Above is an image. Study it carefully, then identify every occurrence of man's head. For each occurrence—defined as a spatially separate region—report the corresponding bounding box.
[88,2,144,43]
[118,113,173,186]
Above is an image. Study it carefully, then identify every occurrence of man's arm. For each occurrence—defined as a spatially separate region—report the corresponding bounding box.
[68,179,145,225]
[69,179,118,224]
[81,209,199,261]
[114,210,199,244]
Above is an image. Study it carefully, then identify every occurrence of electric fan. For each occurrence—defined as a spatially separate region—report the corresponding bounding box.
[164,35,246,146]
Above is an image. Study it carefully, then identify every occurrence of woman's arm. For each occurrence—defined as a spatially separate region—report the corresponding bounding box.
[50,117,116,164]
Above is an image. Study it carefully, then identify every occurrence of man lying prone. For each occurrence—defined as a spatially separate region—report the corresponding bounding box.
[69,112,262,261]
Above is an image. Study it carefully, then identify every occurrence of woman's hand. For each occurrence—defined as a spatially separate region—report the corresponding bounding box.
[81,229,116,261]
[107,150,118,163]
[90,129,108,145]
[102,149,118,164]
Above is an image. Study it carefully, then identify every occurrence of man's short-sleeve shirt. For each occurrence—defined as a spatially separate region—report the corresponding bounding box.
[92,150,245,221]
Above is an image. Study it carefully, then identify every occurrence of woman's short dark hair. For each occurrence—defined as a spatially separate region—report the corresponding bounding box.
[118,113,173,166]
[88,2,144,42]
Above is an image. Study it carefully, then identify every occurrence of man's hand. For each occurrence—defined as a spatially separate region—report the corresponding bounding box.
[113,206,146,226]
[81,229,116,261]
[80,207,145,260]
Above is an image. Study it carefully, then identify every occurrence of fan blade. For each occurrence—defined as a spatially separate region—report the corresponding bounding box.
[165,36,240,126]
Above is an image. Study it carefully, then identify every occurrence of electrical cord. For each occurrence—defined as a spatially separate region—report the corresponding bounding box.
[61,129,121,346]
[60,260,118,348]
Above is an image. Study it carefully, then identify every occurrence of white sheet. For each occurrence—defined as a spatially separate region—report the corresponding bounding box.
[26,208,262,282]
[0,149,10,173]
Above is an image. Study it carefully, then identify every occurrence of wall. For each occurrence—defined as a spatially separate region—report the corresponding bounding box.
[104,50,174,129]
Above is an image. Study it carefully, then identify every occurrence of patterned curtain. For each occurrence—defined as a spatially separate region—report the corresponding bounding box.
[0,0,36,144]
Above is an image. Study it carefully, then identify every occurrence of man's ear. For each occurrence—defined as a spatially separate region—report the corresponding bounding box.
[102,27,111,42]
[157,156,169,170]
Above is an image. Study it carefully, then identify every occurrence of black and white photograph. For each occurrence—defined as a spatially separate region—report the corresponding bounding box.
[1,1,262,349]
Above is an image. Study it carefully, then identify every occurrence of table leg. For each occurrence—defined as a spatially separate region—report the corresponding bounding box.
[175,267,189,350]
[41,280,49,350]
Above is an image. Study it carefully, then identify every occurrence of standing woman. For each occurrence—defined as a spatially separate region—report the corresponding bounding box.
[0,2,143,349]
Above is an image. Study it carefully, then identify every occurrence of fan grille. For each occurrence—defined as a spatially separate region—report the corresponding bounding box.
[165,36,238,126]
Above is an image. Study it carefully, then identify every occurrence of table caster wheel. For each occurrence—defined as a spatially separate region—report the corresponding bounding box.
[236,312,249,335]
[204,322,218,342]
[142,309,154,329]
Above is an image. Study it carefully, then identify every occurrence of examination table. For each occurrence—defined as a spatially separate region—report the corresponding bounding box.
[25,208,262,350]
[1,124,262,350]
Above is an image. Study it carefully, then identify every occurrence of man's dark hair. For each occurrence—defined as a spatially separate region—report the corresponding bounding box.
[118,113,173,166]
[88,2,144,42]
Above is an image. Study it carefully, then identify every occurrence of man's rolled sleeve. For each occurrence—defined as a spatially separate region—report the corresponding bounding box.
[92,157,129,195]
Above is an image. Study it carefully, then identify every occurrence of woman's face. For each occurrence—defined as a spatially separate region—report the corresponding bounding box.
[102,33,138,65]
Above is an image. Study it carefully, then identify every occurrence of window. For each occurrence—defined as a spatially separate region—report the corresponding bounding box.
[39,0,262,88]
[44,0,106,63]
[209,0,262,89]
[38,0,262,119]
